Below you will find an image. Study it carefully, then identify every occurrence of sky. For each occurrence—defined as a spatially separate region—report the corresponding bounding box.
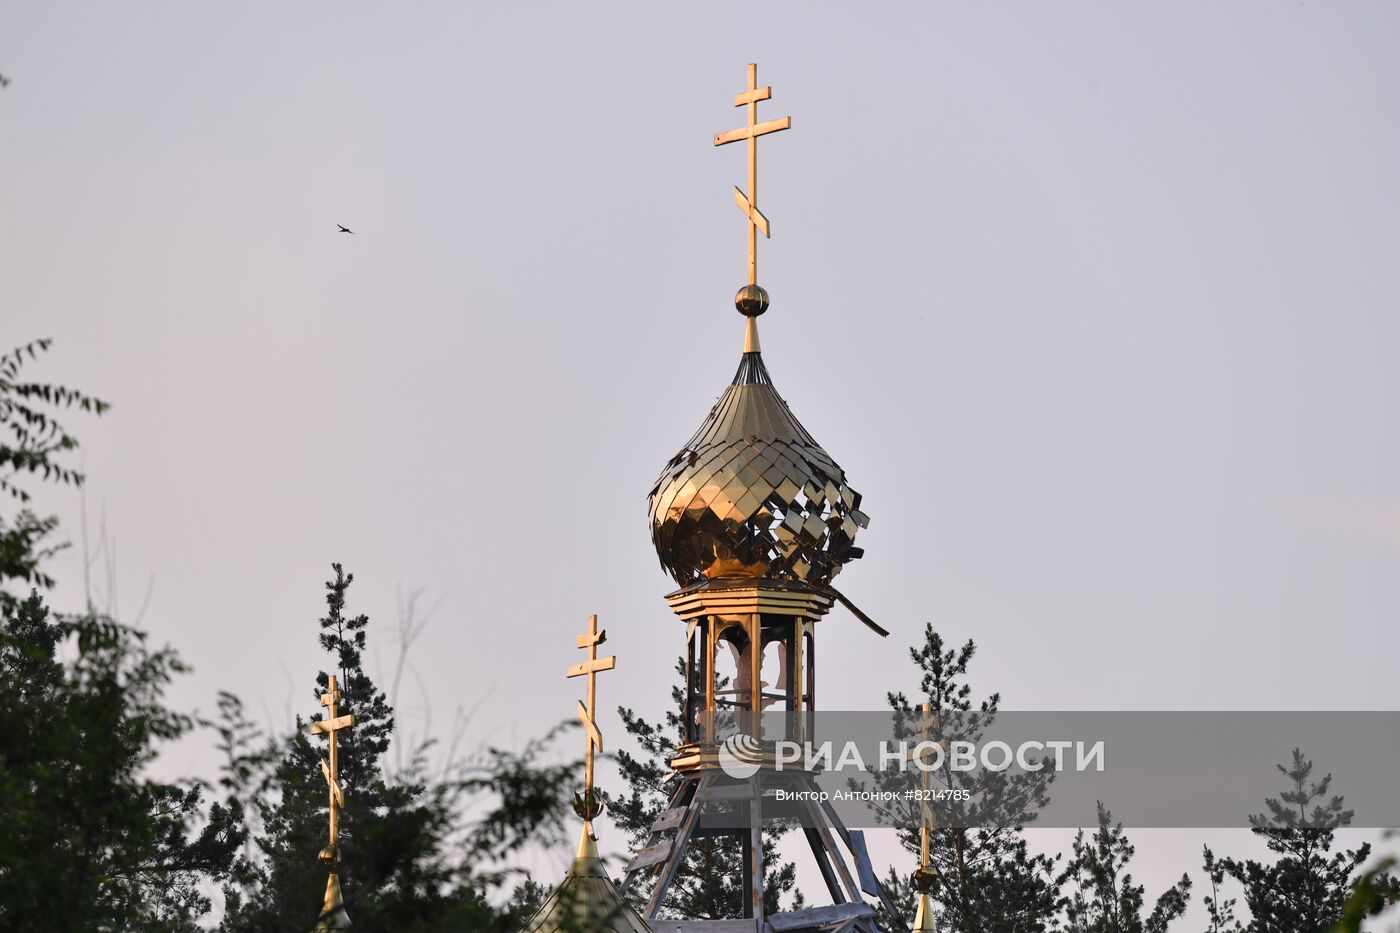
[3,0,1398,920]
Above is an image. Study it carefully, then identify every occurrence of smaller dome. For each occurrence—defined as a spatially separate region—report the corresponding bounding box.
[648,349,868,587]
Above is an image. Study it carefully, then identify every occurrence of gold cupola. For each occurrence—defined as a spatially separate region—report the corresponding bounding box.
[647,322,868,587]
[647,62,869,590]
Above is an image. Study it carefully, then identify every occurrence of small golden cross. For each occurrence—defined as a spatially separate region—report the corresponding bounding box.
[909,701,941,871]
[310,674,356,856]
[715,63,791,288]
[909,701,943,929]
[566,614,616,825]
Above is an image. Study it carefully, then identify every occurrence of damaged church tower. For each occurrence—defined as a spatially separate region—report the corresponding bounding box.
[625,64,910,933]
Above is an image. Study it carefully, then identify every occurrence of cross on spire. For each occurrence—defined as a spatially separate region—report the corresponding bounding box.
[715,63,791,290]
[907,701,941,931]
[566,613,616,827]
[912,702,940,869]
[310,674,356,860]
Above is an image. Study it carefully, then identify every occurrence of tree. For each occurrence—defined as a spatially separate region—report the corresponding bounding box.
[1202,845,1243,933]
[1062,803,1190,933]
[611,659,798,920]
[0,339,108,612]
[0,340,579,930]
[220,565,577,932]
[0,592,245,932]
[1329,853,1398,933]
[0,343,245,930]
[869,625,1064,933]
[1204,749,1400,933]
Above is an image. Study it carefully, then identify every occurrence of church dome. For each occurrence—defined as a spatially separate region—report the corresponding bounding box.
[648,341,869,587]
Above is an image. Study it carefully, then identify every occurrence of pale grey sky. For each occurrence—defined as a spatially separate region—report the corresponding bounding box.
[3,0,1398,916]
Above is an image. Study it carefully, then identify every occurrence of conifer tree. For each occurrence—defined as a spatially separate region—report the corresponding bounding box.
[1329,852,1398,933]
[220,565,577,932]
[1202,749,1399,933]
[1061,803,1190,933]
[1201,845,1243,932]
[870,625,1064,933]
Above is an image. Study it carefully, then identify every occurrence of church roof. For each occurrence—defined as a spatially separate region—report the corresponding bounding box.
[313,873,352,931]
[521,829,653,933]
[648,346,868,588]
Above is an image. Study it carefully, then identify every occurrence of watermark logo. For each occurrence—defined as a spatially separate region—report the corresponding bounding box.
[718,733,764,779]
[769,739,1105,773]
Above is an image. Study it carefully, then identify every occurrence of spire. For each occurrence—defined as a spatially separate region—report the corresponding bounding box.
[913,895,938,932]
[565,613,614,835]
[314,874,352,932]
[715,63,790,352]
[520,616,651,933]
[310,675,356,931]
[909,702,941,932]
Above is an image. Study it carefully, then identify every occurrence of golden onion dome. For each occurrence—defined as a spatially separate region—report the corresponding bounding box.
[648,312,868,587]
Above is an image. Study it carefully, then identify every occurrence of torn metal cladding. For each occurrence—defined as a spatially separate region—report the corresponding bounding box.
[647,350,868,588]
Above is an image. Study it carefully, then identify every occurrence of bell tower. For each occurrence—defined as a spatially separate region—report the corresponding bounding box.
[623,64,908,933]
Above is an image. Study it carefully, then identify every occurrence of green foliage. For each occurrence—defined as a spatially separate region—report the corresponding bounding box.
[874,865,918,932]
[220,565,577,932]
[871,624,1064,933]
[0,339,109,610]
[0,592,245,932]
[1202,845,1243,932]
[1205,749,1400,933]
[612,658,798,920]
[1329,855,1397,933]
[1062,803,1190,933]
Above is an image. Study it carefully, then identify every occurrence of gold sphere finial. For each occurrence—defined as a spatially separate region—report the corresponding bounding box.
[735,283,769,317]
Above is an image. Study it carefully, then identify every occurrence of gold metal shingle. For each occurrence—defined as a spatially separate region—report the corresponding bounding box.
[648,350,867,586]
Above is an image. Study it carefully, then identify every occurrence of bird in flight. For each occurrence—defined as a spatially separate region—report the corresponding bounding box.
[337,224,354,234]
[0,74,11,89]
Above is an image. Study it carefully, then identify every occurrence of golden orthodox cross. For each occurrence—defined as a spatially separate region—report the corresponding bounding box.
[910,701,941,874]
[310,674,356,856]
[566,614,616,825]
[715,63,791,287]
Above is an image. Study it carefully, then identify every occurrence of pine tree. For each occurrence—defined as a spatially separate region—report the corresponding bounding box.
[1203,749,1399,933]
[1201,845,1243,933]
[1062,803,1190,933]
[220,565,577,932]
[869,624,1064,933]
[1329,852,1398,933]
[612,659,797,920]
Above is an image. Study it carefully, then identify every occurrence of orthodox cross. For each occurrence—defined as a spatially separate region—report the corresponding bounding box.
[310,674,356,858]
[910,701,941,879]
[714,63,791,287]
[566,614,616,825]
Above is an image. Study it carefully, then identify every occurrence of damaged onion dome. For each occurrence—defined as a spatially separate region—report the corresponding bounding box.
[647,349,868,587]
